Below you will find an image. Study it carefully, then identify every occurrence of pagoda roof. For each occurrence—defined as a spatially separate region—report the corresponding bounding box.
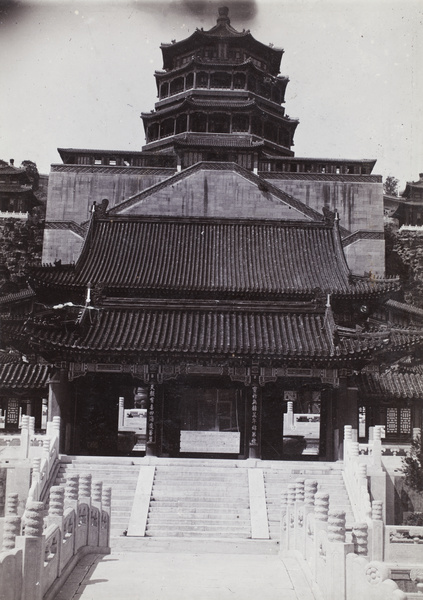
[160,8,283,75]
[0,362,50,390]
[30,214,395,300]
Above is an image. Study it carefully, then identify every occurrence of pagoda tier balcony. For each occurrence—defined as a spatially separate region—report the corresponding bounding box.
[154,68,288,107]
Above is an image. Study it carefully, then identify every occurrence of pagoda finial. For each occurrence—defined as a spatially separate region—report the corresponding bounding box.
[217,6,230,25]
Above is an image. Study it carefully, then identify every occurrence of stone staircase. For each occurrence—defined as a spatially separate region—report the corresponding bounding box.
[263,463,355,539]
[55,457,141,538]
[54,457,354,544]
[145,463,251,538]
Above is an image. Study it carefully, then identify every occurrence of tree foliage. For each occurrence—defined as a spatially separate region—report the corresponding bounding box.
[393,230,423,308]
[384,175,399,196]
[21,160,39,190]
[402,434,423,493]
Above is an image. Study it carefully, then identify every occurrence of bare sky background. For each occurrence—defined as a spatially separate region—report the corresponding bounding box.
[0,0,422,189]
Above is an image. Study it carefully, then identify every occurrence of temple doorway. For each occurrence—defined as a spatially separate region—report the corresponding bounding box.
[261,386,322,460]
[161,379,247,458]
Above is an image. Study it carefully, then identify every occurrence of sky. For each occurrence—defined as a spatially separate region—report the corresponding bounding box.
[0,0,422,190]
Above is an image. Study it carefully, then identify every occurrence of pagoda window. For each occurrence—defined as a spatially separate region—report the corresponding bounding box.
[191,112,207,132]
[160,82,169,99]
[233,73,246,89]
[197,72,209,88]
[186,72,194,90]
[210,72,231,89]
[278,129,291,148]
[148,122,159,142]
[209,113,230,133]
[204,46,218,60]
[228,47,242,61]
[176,114,187,134]
[170,77,184,96]
[160,118,175,138]
[251,115,262,136]
[264,121,277,143]
[271,87,281,104]
[247,76,257,93]
[94,157,102,165]
[232,114,249,132]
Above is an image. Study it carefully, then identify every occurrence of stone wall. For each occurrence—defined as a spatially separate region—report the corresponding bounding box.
[120,170,311,221]
[266,177,385,275]
[42,167,174,263]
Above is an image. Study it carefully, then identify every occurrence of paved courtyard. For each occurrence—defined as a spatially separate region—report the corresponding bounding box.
[56,549,323,600]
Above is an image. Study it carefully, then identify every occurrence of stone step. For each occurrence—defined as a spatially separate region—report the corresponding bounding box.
[110,536,279,554]
[148,506,250,514]
[146,525,251,538]
[146,519,251,529]
[150,496,249,510]
[144,530,251,538]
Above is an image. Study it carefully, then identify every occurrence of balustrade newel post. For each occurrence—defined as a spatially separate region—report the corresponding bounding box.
[15,500,45,600]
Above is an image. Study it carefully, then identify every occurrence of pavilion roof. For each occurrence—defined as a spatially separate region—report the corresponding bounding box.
[29,216,396,300]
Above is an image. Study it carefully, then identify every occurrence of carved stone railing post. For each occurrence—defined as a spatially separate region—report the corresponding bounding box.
[371,425,382,469]
[77,474,92,548]
[100,485,112,548]
[89,480,102,546]
[314,492,329,523]
[29,416,35,438]
[16,500,45,600]
[328,510,346,543]
[352,522,368,556]
[79,473,92,501]
[295,478,305,503]
[370,500,384,561]
[64,474,79,512]
[21,414,30,458]
[294,478,306,553]
[344,425,353,463]
[48,486,65,528]
[280,491,288,549]
[6,492,19,516]
[43,437,51,456]
[2,492,21,550]
[305,480,318,508]
[286,483,296,551]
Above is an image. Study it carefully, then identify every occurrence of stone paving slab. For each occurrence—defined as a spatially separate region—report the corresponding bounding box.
[55,549,323,600]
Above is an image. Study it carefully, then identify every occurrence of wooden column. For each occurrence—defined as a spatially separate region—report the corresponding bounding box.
[47,367,71,454]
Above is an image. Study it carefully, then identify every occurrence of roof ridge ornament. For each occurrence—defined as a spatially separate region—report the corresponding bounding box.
[217,6,230,25]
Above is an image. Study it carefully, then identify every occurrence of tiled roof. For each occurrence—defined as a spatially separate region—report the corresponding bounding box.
[0,287,35,305]
[0,363,50,389]
[357,370,423,399]
[25,305,361,359]
[29,216,384,299]
[26,303,421,360]
[386,299,423,319]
